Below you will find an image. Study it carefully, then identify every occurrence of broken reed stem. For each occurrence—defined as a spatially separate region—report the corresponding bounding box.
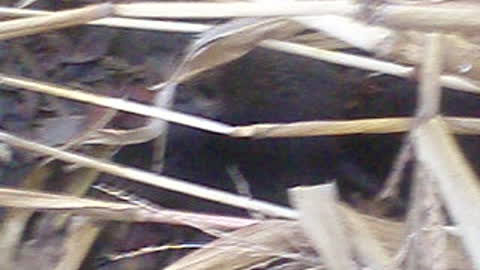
[290,185,395,270]
[406,33,447,270]
[0,130,298,219]
[232,117,480,137]
[379,32,471,202]
[406,163,446,270]
[0,4,113,40]
[289,185,355,270]
[412,117,480,270]
[416,33,444,119]
[232,118,410,137]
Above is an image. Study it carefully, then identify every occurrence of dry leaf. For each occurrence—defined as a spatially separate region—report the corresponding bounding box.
[150,17,301,90]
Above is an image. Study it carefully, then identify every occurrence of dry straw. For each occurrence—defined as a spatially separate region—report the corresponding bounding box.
[1,1,480,270]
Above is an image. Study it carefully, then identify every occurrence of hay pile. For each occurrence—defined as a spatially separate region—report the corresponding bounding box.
[0,0,479,269]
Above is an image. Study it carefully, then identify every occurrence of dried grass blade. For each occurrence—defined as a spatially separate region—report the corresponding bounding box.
[166,203,472,270]
[0,163,56,269]
[412,116,480,270]
[114,1,357,18]
[0,131,298,219]
[0,187,137,211]
[43,146,118,234]
[377,2,480,33]
[416,33,444,118]
[52,220,102,270]
[164,220,307,270]
[232,117,480,137]
[0,186,256,229]
[444,117,480,135]
[342,203,470,269]
[407,33,447,270]
[407,163,447,270]
[0,7,211,33]
[0,210,31,270]
[261,40,480,95]
[3,72,480,139]
[262,39,412,78]
[0,4,112,40]
[377,137,413,200]
[143,209,258,230]
[288,32,352,50]
[0,74,234,135]
[85,83,176,145]
[93,17,210,32]
[296,15,480,84]
[385,33,480,83]
[15,0,38,8]
[289,184,355,270]
[0,6,47,16]
[231,118,411,137]
[339,205,391,269]
[295,15,393,52]
[105,244,203,265]
[150,18,300,90]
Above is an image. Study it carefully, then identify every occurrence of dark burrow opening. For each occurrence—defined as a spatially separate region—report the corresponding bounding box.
[164,48,407,203]
[112,47,480,217]
[91,47,480,270]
